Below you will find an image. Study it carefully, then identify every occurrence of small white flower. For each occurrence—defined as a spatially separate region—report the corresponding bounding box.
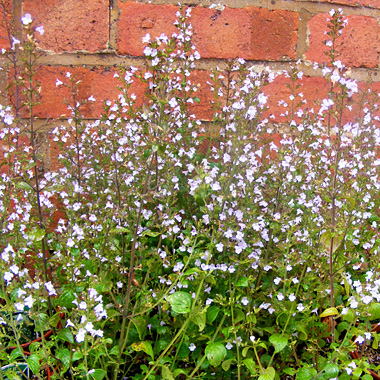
[226,342,233,350]
[15,302,25,311]
[44,281,57,296]
[241,297,249,306]
[288,293,296,302]
[24,295,35,308]
[250,336,256,343]
[21,14,33,25]
[365,332,372,340]
[76,328,86,343]
[189,343,196,351]
[36,26,44,35]
[142,33,150,43]
[216,243,224,252]
[355,335,365,344]
[297,303,304,312]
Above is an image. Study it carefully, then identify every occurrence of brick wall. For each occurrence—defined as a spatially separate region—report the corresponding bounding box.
[1,0,380,167]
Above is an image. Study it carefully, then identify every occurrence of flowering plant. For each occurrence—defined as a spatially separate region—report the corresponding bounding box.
[1,5,380,380]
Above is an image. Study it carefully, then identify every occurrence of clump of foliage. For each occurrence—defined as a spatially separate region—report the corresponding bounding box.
[1,5,380,380]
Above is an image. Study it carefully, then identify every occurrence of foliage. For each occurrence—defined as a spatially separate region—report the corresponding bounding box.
[1,5,380,380]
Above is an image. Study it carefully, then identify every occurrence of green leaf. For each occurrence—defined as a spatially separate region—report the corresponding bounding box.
[320,232,342,253]
[183,268,198,276]
[90,369,107,380]
[172,368,187,378]
[58,290,76,309]
[132,341,154,360]
[258,366,275,380]
[132,317,148,340]
[193,97,200,103]
[234,309,245,324]
[296,367,317,380]
[109,346,119,356]
[10,349,23,362]
[342,308,355,323]
[72,351,83,362]
[373,334,379,350]
[343,277,350,297]
[143,230,161,237]
[28,227,45,242]
[222,359,233,371]
[190,308,206,332]
[236,277,248,287]
[369,303,380,320]
[269,334,288,353]
[57,328,74,344]
[166,292,192,314]
[27,355,40,374]
[243,358,257,375]
[207,306,220,324]
[320,307,339,318]
[283,367,297,376]
[161,365,175,380]
[57,348,71,370]
[296,325,308,340]
[323,363,339,378]
[205,342,227,366]
[14,181,33,191]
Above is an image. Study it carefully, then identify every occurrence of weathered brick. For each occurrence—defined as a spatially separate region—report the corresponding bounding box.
[33,66,145,118]
[192,6,299,60]
[191,7,253,59]
[247,7,299,61]
[117,2,178,56]
[310,0,380,9]
[0,0,12,49]
[117,3,299,61]
[264,75,329,121]
[22,0,109,52]
[306,13,380,68]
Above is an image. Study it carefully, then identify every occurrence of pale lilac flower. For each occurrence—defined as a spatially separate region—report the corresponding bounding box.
[241,297,249,306]
[44,281,57,296]
[21,14,33,25]
[76,328,86,343]
[36,26,44,35]
[189,343,196,351]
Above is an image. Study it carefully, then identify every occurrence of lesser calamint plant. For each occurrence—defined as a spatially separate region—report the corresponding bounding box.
[1,5,380,380]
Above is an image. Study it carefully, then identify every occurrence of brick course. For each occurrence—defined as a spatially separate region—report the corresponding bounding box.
[0,0,378,130]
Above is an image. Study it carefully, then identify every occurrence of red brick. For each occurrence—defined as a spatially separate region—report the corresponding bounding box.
[33,66,145,118]
[117,3,299,61]
[306,13,380,68]
[188,70,214,121]
[0,0,12,50]
[192,6,298,60]
[117,2,178,56]
[191,7,253,59]
[22,0,109,52]
[310,0,380,9]
[247,7,299,61]
[264,75,329,121]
